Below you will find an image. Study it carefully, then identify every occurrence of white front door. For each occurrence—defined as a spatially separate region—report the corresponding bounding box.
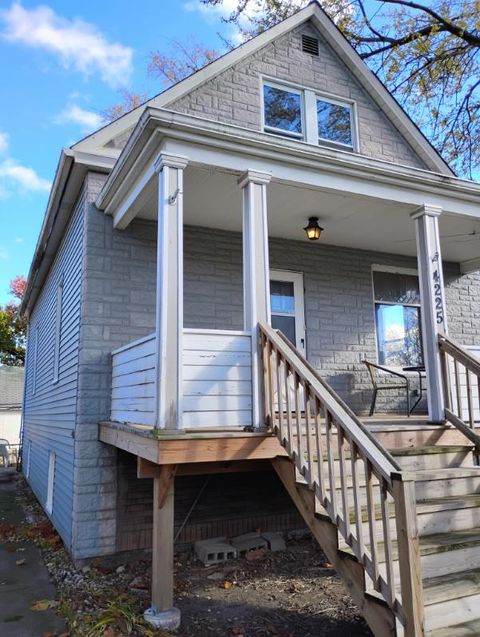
[270,270,306,356]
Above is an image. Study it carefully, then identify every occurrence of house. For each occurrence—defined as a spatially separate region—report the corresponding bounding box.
[20,2,480,635]
[0,365,24,450]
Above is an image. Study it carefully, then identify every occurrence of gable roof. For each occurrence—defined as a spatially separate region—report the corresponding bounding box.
[74,1,452,175]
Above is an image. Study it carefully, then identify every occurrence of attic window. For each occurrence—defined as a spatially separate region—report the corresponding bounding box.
[302,34,319,56]
[262,79,357,150]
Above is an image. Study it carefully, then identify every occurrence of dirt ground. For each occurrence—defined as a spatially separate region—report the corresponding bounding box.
[175,542,372,637]
[3,475,372,637]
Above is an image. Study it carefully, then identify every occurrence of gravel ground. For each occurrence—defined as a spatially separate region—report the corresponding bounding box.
[5,476,372,637]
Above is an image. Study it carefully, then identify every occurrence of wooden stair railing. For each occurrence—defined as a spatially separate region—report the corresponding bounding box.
[439,334,480,463]
[260,322,425,637]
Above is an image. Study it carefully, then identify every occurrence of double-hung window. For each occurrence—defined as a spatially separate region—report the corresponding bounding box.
[373,269,423,368]
[263,83,304,139]
[262,80,356,150]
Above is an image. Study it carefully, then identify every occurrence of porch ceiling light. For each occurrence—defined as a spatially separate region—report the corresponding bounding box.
[304,217,323,241]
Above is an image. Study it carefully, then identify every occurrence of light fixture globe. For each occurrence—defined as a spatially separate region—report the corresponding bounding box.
[304,217,323,241]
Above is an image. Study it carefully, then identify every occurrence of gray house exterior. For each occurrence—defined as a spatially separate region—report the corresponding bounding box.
[20,4,480,635]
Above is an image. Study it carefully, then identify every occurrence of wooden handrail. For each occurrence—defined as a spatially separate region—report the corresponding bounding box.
[438,334,480,459]
[274,329,401,477]
[260,322,424,636]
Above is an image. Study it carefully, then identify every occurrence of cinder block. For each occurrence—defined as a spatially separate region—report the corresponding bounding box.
[194,537,237,565]
[261,532,286,552]
[230,532,268,556]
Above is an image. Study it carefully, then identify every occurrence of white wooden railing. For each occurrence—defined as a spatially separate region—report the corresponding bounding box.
[260,322,424,636]
[111,329,252,428]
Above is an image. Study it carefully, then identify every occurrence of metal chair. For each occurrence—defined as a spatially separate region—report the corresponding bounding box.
[363,360,410,417]
[0,439,10,467]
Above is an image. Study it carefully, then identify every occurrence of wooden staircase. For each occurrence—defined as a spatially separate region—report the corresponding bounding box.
[260,323,480,637]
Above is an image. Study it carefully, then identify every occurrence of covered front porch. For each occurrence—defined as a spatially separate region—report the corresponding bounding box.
[96,109,480,432]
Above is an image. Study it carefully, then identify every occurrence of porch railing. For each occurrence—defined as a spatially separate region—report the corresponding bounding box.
[110,329,252,428]
[439,334,480,462]
[260,322,424,636]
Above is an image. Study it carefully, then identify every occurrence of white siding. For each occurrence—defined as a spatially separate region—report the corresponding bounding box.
[111,334,155,426]
[182,329,252,428]
[110,329,253,428]
[23,190,85,546]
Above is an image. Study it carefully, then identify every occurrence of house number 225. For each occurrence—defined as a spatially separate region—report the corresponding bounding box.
[432,268,444,324]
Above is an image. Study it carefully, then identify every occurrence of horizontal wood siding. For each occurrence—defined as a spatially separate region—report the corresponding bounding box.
[110,329,253,428]
[182,329,252,428]
[23,190,85,547]
[111,335,155,426]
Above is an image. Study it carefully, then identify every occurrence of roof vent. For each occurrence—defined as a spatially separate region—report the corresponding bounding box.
[302,34,319,56]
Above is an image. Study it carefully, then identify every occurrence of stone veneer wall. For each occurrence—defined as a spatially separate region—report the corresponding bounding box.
[167,22,428,170]
[73,194,480,557]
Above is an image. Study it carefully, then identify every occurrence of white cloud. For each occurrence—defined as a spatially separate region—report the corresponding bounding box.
[55,104,102,132]
[15,237,24,243]
[0,131,9,155]
[184,0,259,44]
[0,2,133,86]
[0,159,51,194]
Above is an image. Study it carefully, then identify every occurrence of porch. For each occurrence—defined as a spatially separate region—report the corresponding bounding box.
[95,109,480,431]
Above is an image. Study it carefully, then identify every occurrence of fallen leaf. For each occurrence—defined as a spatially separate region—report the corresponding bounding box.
[223,580,233,589]
[30,599,55,611]
[15,559,26,566]
[41,631,56,637]
[320,561,333,569]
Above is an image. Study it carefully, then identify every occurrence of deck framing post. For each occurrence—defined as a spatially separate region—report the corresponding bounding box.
[144,464,180,630]
[238,169,272,429]
[153,153,188,429]
[411,204,447,423]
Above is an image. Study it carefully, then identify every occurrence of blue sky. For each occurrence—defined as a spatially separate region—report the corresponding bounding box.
[0,0,253,305]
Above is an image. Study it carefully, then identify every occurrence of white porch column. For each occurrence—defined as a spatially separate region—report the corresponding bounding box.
[411,204,447,423]
[238,169,272,429]
[153,153,188,429]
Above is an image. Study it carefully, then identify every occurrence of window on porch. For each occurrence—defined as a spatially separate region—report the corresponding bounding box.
[373,269,423,367]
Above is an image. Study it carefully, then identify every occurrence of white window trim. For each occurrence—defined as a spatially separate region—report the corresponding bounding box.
[371,265,423,370]
[261,75,358,151]
[262,80,305,140]
[32,325,39,396]
[25,440,32,479]
[315,94,359,150]
[46,451,55,514]
[52,277,64,385]
[270,269,306,355]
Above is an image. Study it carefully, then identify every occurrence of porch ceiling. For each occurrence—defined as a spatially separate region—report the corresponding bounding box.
[136,165,480,265]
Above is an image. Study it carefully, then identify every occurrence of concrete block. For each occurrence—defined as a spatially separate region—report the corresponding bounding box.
[230,532,268,556]
[261,532,286,552]
[194,537,237,565]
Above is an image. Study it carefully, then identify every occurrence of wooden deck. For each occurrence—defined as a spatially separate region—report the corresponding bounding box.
[98,415,479,468]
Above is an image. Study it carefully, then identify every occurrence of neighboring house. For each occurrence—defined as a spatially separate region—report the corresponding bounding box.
[20,3,480,635]
[0,366,24,446]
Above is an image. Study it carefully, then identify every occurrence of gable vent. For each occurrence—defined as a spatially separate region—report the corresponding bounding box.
[302,34,319,56]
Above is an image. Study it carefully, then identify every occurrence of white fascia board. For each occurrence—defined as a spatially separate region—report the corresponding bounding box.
[22,149,114,316]
[73,5,317,157]
[76,1,451,177]
[307,11,452,176]
[98,108,480,221]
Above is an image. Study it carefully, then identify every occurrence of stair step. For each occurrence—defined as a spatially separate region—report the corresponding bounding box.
[426,617,480,637]
[424,567,480,605]
[390,445,475,456]
[390,445,474,471]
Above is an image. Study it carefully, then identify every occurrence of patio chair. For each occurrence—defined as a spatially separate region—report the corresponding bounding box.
[0,439,10,467]
[363,360,411,417]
